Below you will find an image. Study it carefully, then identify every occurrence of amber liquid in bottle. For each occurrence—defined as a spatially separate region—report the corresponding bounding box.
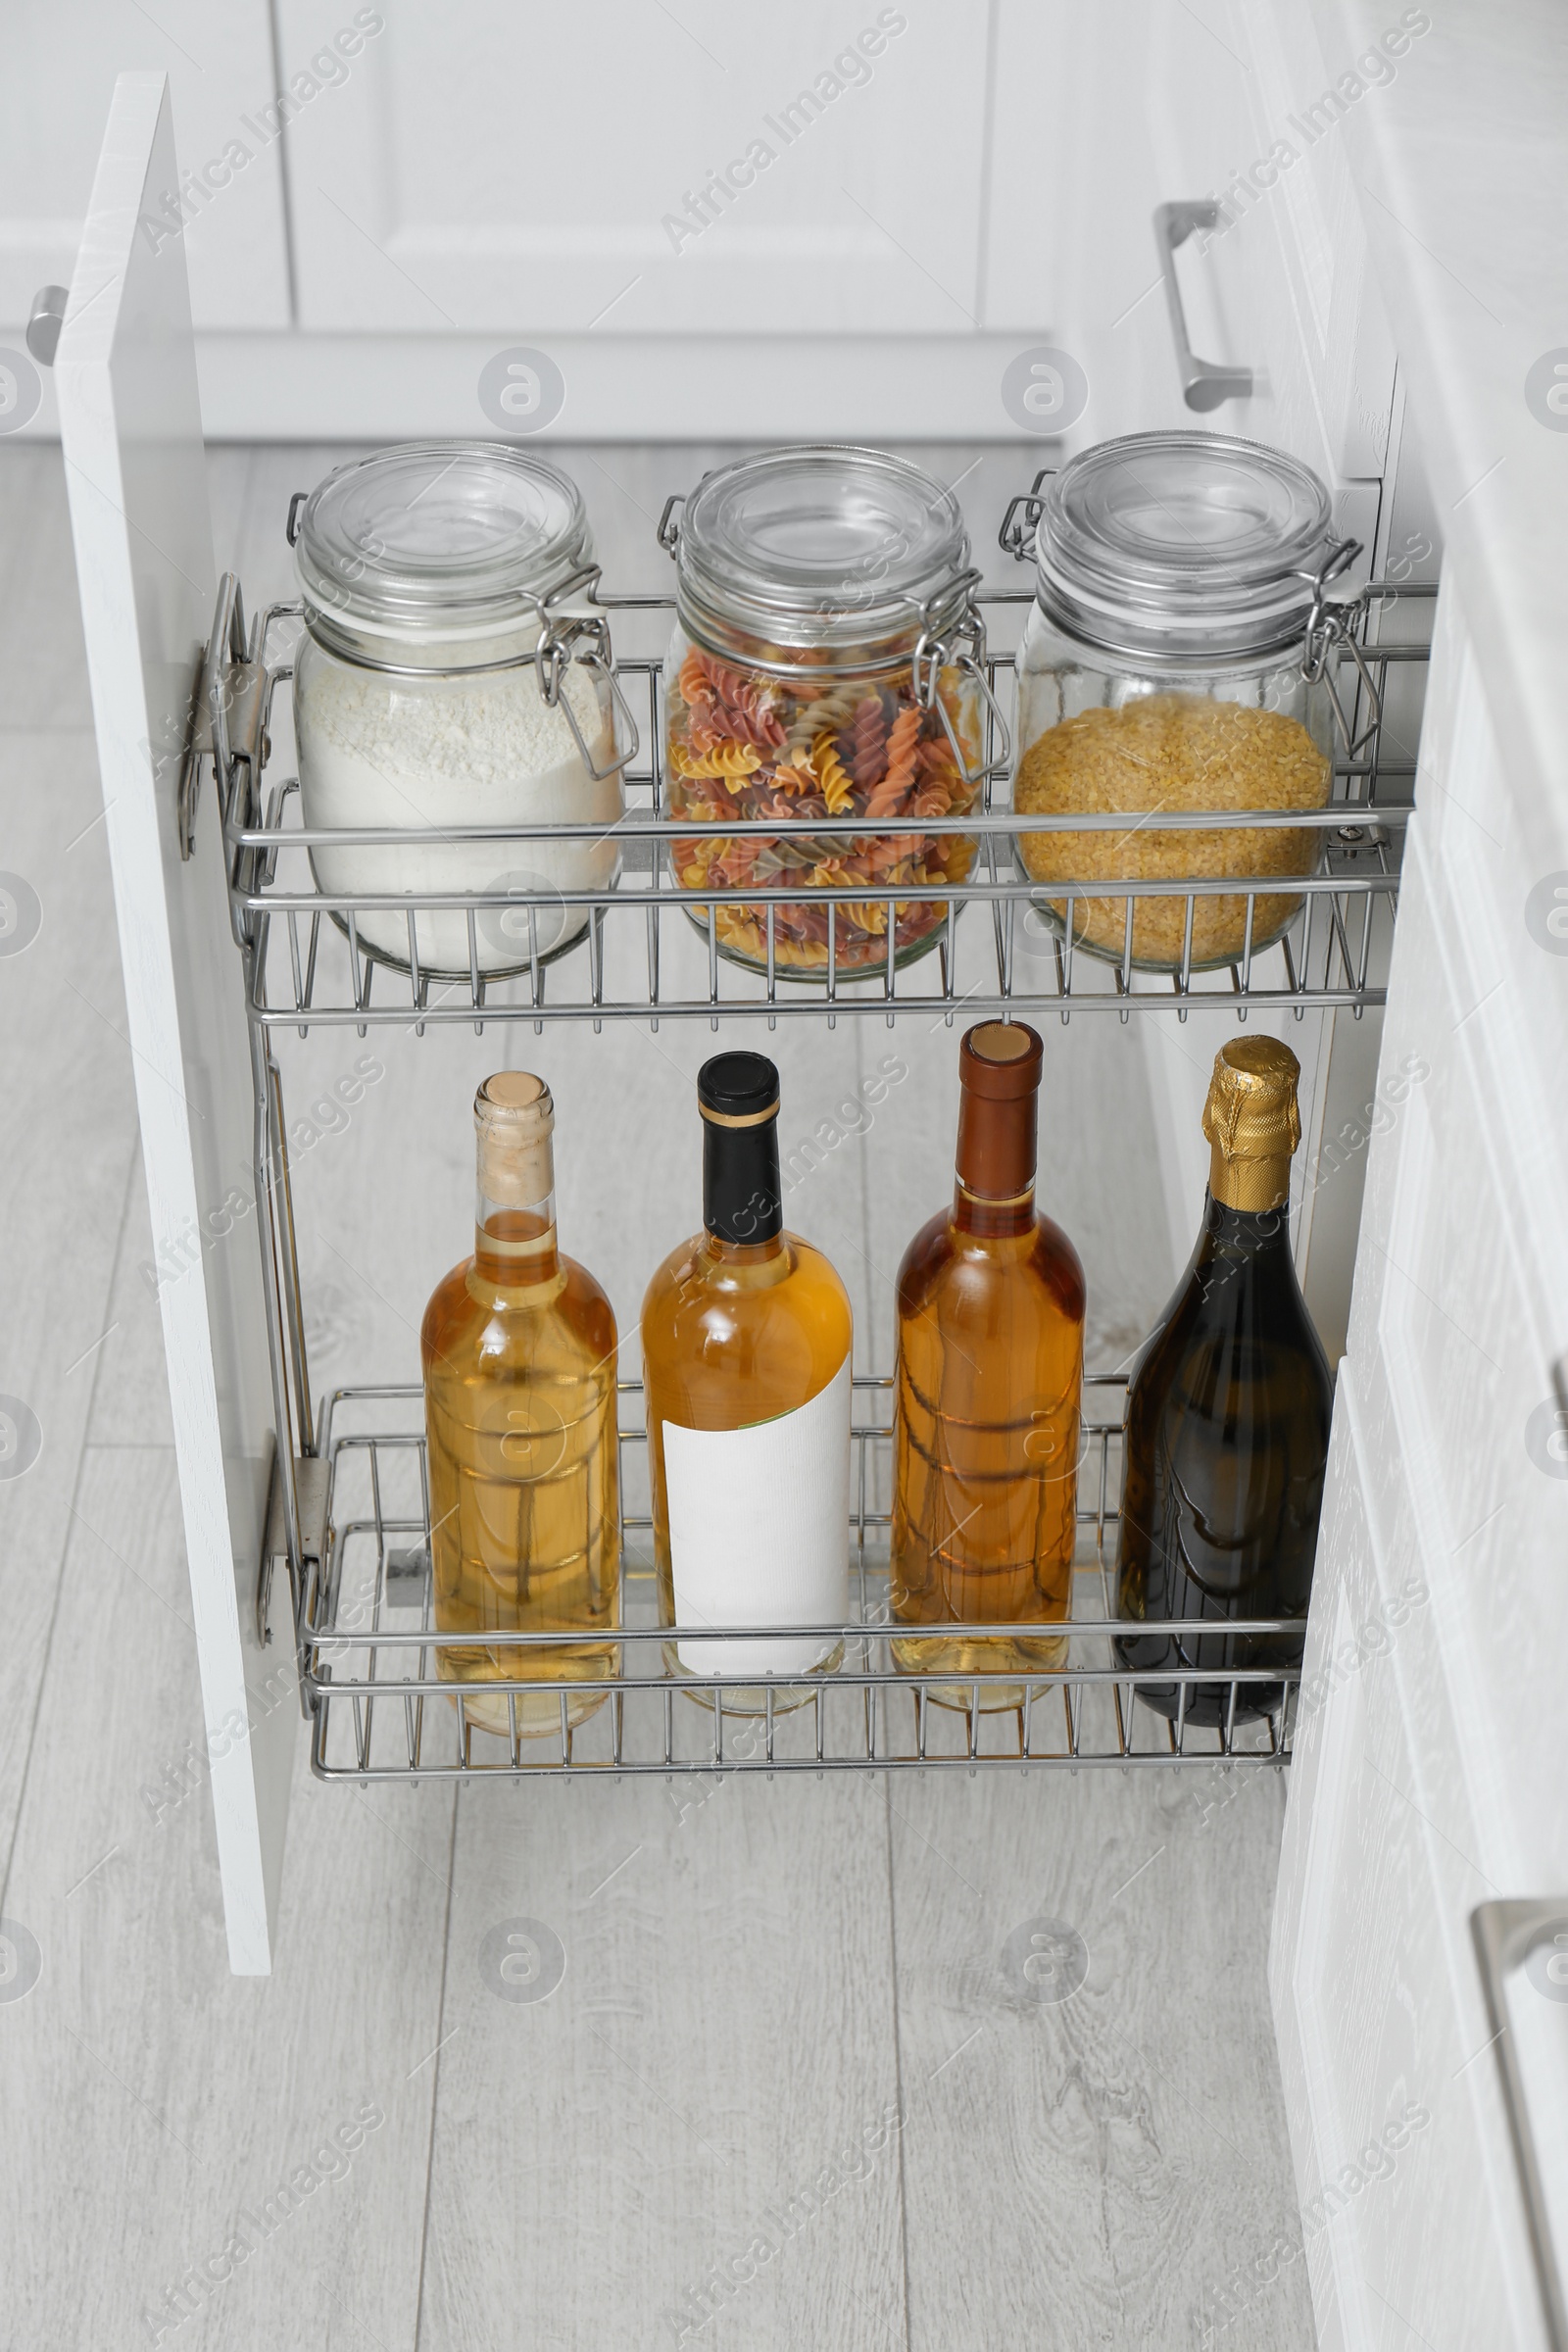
[421,1072,619,1739]
[641,1052,854,1708]
[891,1022,1086,1705]
[1113,1037,1332,1727]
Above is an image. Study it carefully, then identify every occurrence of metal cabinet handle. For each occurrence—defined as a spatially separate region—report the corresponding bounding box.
[26,284,70,368]
[1472,1899,1568,2352]
[1153,202,1253,412]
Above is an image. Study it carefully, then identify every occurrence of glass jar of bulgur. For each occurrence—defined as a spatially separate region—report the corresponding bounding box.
[1002,431,1352,974]
[659,447,999,979]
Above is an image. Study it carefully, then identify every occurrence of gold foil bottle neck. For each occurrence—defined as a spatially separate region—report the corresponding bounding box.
[1201,1037,1301,1212]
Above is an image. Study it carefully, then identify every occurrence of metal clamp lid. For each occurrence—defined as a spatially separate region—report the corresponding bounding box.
[909,569,1011,785]
[524,564,643,785]
[1299,539,1381,760]
[657,492,685,557]
[998,466,1057,564]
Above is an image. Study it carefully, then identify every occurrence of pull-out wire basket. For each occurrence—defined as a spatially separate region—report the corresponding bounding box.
[303,1375,1302,1782]
[204,582,1432,1035]
[187,564,1430,1783]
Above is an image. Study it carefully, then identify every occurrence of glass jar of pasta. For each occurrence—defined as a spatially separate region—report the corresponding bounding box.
[1001,432,1356,975]
[659,446,1000,978]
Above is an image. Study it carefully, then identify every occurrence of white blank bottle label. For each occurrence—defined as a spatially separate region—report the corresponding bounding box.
[663,1355,852,1677]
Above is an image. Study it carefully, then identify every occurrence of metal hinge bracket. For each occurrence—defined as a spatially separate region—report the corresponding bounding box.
[177,573,269,859]
[256,1448,330,1660]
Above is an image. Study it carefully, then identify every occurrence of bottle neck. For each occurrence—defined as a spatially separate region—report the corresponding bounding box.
[703,1112,783,1252]
[474,1129,559,1285]
[1207,1142,1293,1215]
[1196,1187,1294,1260]
[953,1181,1037,1240]
[475,1203,560,1285]
[953,1080,1038,1238]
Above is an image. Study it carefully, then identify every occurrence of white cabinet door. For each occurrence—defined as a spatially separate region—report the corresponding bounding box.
[0,0,290,336]
[272,0,992,334]
[986,0,1396,472]
[1272,577,1568,2350]
[260,0,1395,448]
[55,74,292,1976]
[1151,0,1403,480]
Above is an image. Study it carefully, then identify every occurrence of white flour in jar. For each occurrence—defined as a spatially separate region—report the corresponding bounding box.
[296,654,620,975]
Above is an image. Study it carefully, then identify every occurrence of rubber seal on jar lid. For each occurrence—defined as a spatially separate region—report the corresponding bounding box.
[959,1020,1044,1100]
[698,1051,780,1127]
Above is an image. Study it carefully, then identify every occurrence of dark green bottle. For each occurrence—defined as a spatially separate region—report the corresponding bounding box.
[1113,1037,1333,1726]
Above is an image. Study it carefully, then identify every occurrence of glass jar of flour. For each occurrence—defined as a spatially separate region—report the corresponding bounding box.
[292,443,631,978]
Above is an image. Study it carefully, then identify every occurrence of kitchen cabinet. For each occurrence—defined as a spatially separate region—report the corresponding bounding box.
[15,0,1406,446]
[273,0,993,337]
[0,0,289,343]
[41,5,1568,2344]
[50,59,1390,1968]
[1268,7,1568,2351]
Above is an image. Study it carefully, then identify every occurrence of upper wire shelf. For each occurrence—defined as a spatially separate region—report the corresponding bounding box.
[195,579,1433,1029]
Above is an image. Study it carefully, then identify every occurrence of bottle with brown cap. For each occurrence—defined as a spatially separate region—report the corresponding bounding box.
[1113,1036,1332,1726]
[421,1072,619,1740]
[641,1052,854,1702]
[890,1020,1086,1704]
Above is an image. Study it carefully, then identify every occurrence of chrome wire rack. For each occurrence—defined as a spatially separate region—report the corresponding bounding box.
[198,580,1432,1037]
[188,561,1428,1778]
[298,1374,1302,1782]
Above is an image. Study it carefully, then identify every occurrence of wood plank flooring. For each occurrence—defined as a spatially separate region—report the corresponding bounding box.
[0,441,1315,2350]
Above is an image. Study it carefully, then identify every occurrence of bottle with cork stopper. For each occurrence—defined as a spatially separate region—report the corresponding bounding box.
[1113,1035,1332,1727]
[420,1071,619,1741]
[890,1019,1086,1706]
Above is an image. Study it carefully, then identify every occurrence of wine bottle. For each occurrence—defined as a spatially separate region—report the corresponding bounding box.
[1113,1036,1332,1728]
[890,1020,1086,1705]
[641,1052,854,1698]
[421,1072,619,1739]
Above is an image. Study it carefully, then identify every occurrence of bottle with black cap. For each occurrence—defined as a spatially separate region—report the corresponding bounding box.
[891,1020,1086,1706]
[641,1052,853,1698]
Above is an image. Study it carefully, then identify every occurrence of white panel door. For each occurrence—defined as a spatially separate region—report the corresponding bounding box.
[0,1,290,335]
[272,0,991,334]
[986,0,1396,471]
[55,74,293,1976]
[1272,576,1568,2349]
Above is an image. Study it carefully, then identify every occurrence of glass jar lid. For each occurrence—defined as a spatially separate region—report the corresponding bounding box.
[1032,431,1334,663]
[295,442,594,659]
[673,445,972,662]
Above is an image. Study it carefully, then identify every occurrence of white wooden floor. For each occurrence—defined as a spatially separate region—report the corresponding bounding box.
[0,442,1316,2351]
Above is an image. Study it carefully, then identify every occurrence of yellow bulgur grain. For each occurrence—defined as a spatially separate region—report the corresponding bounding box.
[1013,692,1331,970]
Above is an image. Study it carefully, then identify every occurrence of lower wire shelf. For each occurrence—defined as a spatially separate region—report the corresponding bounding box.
[300,1376,1303,1782]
